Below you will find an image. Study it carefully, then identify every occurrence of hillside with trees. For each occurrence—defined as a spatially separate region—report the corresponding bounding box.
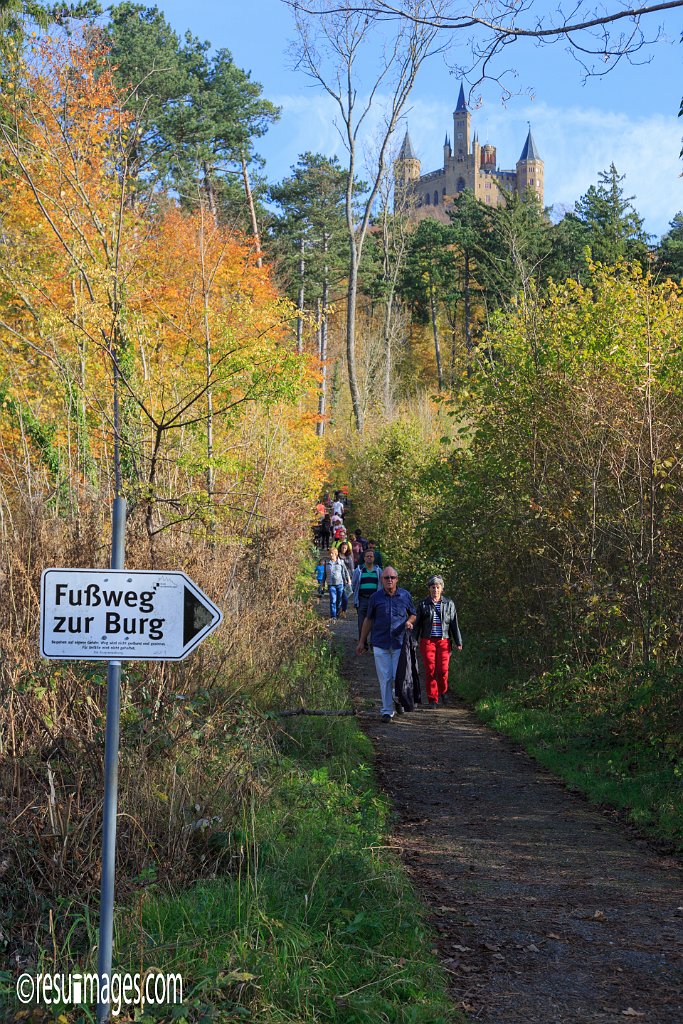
[0,3,681,1022]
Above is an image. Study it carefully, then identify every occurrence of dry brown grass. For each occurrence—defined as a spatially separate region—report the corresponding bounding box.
[0,481,324,958]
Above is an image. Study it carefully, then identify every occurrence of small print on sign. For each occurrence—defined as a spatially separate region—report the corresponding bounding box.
[40,569,222,661]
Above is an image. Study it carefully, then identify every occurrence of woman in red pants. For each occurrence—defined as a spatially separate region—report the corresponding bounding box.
[413,575,462,707]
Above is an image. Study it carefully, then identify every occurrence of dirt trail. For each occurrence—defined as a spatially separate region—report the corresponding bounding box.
[328,611,683,1024]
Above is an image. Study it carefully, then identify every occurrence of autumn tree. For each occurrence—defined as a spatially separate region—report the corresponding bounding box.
[0,31,308,544]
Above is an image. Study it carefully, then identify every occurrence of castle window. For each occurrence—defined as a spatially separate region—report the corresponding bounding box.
[425,192,430,205]
[456,177,465,192]
[529,178,534,185]
[433,191,439,206]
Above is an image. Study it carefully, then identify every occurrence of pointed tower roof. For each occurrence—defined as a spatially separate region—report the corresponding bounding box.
[519,128,541,161]
[398,128,417,160]
[444,133,449,146]
[455,83,467,112]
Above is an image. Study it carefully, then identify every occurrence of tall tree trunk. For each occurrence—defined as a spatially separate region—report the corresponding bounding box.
[241,151,262,268]
[202,162,217,221]
[317,276,329,436]
[200,206,215,519]
[449,323,457,388]
[346,238,364,431]
[383,288,394,408]
[429,277,444,390]
[204,301,214,504]
[464,252,472,354]
[296,237,305,355]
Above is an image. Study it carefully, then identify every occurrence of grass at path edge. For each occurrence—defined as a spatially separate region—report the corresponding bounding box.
[122,642,462,1024]
[455,653,682,856]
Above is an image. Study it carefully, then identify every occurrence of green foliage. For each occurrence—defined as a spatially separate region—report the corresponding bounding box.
[399,218,460,320]
[268,152,350,302]
[345,262,683,849]
[0,0,99,53]
[656,211,683,282]
[478,189,554,307]
[112,675,460,1023]
[571,163,650,268]
[421,263,683,668]
[341,414,451,589]
[0,384,71,507]
[106,3,279,221]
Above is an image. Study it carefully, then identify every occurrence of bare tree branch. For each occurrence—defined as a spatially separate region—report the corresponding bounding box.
[287,0,681,87]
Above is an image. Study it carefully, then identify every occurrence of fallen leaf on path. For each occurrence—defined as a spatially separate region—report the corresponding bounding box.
[547,932,562,940]
[621,1010,645,1018]
[526,943,540,952]
[593,910,606,921]
[451,944,472,952]
[482,942,500,951]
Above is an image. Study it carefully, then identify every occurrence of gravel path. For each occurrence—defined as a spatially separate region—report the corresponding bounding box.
[328,611,683,1024]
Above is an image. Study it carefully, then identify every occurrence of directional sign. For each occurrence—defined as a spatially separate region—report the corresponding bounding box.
[40,569,223,661]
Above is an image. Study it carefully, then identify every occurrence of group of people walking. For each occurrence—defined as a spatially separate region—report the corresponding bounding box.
[313,490,462,722]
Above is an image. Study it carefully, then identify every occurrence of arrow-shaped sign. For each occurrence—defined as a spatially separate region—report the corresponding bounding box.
[40,569,223,661]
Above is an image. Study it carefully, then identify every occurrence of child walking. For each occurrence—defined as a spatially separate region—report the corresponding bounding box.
[315,558,326,597]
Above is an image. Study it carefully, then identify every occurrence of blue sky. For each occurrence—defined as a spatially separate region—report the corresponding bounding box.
[153,1,680,239]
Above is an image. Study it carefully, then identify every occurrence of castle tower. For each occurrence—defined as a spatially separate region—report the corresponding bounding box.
[394,128,421,203]
[452,83,471,162]
[516,127,544,204]
[443,133,451,167]
[481,143,496,168]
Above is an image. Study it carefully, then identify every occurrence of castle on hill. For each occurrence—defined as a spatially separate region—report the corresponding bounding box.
[394,84,544,220]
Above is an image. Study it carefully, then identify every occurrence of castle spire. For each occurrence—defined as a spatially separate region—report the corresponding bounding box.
[398,128,417,160]
[455,82,467,112]
[519,126,541,161]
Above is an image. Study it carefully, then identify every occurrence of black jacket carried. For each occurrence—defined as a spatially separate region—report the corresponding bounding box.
[413,596,462,647]
[394,631,421,711]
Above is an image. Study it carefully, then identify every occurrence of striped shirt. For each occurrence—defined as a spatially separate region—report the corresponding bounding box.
[430,601,444,638]
[359,566,380,597]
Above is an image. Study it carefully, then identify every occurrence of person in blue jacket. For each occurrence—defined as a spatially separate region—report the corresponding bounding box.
[356,567,416,721]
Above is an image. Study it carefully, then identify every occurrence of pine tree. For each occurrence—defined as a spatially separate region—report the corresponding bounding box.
[573,163,650,266]
[106,4,279,229]
[656,212,683,282]
[269,153,349,432]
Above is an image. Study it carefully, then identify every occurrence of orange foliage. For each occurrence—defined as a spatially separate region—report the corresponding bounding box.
[0,31,319,518]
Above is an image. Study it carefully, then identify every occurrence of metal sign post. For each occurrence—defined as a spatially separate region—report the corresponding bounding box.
[97,495,126,1024]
